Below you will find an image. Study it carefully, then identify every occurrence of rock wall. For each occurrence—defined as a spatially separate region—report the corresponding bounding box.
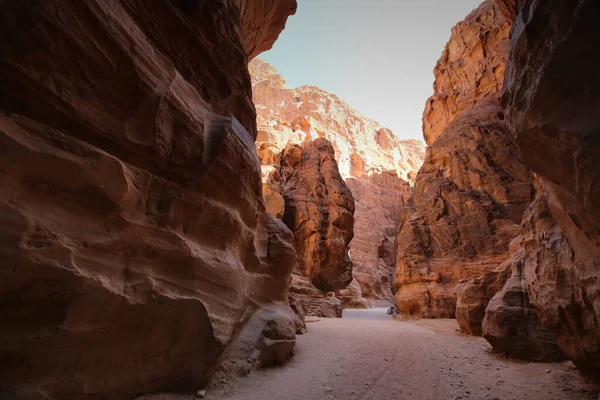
[0,0,297,398]
[395,102,533,318]
[249,59,424,307]
[394,0,534,319]
[482,221,564,362]
[422,0,522,145]
[345,173,412,303]
[501,0,600,375]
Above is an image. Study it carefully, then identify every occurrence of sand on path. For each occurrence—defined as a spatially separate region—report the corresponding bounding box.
[141,309,600,400]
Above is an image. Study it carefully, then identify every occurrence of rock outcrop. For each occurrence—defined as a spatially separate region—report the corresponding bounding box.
[346,173,412,302]
[422,0,521,145]
[237,0,297,60]
[0,0,297,398]
[483,229,564,361]
[394,0,534,320]
[249,59,424,307]
[501,0,600,375]
[455,239,515,336]
[281,139,355,292]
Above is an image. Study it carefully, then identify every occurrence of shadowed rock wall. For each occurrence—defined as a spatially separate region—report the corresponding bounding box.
[0,0,297,398]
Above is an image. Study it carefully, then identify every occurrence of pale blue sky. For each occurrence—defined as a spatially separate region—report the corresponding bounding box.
[260,0,482,140]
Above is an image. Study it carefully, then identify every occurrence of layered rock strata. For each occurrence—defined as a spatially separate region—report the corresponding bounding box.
[501,0,600,375]
[0,0,297,398]
[394,0,534,319]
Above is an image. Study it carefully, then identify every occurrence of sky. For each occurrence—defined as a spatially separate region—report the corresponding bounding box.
[259,0,483,141]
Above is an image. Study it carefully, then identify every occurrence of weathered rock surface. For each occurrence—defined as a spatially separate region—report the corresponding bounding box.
[250,59,424,182]
[394,0,533,320]
[456,242,514,336]
[521,190,599,371]
[0,0,297,398]
[422,0,521,145]
[502,0,600,375]
[281,138,355,292]
[237,0,297,60]
[250,59,424,306]
[346,173,412,302]
[483,231,565,361]
[395,102,534,318]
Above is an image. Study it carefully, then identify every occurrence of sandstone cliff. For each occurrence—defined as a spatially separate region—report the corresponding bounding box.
[249,59,423,306]
[394,0,534,321]
[0,1,297,398]
[422,0,521,145]
[501,0,600,374]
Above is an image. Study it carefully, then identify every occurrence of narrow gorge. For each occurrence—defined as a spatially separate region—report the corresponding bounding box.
[0,0,598,399]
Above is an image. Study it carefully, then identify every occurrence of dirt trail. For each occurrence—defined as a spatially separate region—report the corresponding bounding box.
[142,309,600,400]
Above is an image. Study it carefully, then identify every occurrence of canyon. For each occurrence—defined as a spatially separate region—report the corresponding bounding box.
[249,58,424,314]
[0,0,598,399]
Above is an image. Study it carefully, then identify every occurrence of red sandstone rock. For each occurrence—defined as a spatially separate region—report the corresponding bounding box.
[345,173,412,302]
[521,189,600,372]
[456,245,513,336]
[395,102,534,318]
[0,1,296,398]
[238,0,297,61]
[395,0,533,321]
[502,0,600,375]
[422,0,521,145]
[281,139,355,292]
[250,59,423,183]
[483,229,565,362]
[249,59,424,307]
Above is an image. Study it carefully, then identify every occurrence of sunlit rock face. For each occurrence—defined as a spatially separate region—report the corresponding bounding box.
[281,139,355,293]
[249,59,424,306]
[422,0,522,145]
[502,0,600,374]
[0,0,297,398]
[394,0,534,320]
[395,102,533,318]
[250,59,424,183]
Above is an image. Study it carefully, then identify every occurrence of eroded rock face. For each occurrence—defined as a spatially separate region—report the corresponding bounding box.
[0,1,296,398]
[520,190,600,372]
[483,230,564,362]
[346,173,412,302]
[395,102,533,318]
[394,0,533,320]
[250,59,424,306]
[250,59,424,183]
[422,0,521,145]
[237,0,297,60]
[456,240,514,336]
[281,138,355,292]
[502,0,600,375]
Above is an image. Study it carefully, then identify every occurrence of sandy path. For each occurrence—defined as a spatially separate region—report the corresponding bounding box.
[142,309,599,400]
